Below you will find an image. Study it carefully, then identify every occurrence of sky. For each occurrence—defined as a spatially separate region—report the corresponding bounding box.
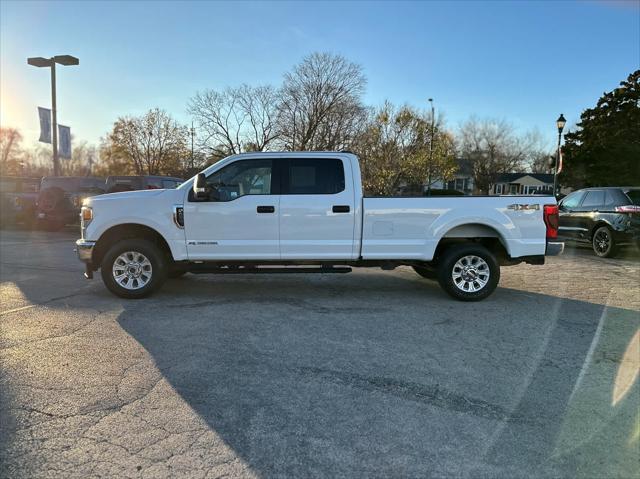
[1,0,639,151]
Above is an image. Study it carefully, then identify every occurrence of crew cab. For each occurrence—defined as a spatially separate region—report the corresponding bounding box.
[76,152,563,301]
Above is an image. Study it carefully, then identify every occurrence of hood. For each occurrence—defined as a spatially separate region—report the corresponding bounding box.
[89,189,166,202]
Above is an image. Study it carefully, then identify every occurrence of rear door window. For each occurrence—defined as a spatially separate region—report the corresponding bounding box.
[605,189,628,208]
[285,159,345,195]
[581,190,605,209]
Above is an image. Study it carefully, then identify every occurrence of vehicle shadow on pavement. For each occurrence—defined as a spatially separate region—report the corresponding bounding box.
[114,272,639,478]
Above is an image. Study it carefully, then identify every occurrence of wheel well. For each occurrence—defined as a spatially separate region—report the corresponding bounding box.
[590,221,611,240]
[436,224,509,264]
[92,224,173,269]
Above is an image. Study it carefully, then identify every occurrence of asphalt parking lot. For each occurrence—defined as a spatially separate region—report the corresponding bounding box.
[1,228,639,479]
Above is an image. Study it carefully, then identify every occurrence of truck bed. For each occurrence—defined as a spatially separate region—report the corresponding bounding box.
[361,196,555,261]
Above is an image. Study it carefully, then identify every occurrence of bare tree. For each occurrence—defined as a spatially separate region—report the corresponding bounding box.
[188,84,280,158]
[458,118,545,194]
[0,128,24,175]
[277,52,367,151]
[109,108,188,175]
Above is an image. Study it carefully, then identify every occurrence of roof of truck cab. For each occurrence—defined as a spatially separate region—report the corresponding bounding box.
[229,151,357,158]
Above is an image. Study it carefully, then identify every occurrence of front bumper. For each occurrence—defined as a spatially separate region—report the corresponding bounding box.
[545,241,564,256]
[75,239,95,262]
[75,240,96,279]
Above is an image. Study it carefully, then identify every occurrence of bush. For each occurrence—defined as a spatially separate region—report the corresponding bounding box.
[423,189,465,196]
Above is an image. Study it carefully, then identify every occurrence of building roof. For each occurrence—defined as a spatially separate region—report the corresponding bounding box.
[495,173,554,184]
[455,158,474,176]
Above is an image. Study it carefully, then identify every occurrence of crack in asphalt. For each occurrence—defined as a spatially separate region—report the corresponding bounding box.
[0,306,105,350]
[0,287,97,318]
[142,297,387,315]
[297,366,522,423]
[0,261,82,273]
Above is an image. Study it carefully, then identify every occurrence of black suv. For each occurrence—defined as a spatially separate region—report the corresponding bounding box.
[36,177,106,231]
[558,187,640,257]
[0,176,41,228]
[105,175,183,193]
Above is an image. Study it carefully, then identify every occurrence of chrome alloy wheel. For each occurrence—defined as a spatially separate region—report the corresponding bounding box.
[112,251,153,290]
[451,255,490,293]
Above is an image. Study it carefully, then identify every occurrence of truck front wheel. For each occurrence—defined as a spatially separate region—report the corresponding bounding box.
[437,244,500,301]
[101,239,168,299]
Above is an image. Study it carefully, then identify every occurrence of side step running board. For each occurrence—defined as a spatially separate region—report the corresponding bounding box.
[189,266,353,275]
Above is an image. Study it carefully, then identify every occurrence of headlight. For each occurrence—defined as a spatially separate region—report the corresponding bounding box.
[81,206,93,223]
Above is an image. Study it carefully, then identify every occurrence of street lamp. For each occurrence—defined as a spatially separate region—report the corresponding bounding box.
[426,98,435,196]
[27,54,79,176]
[553,113,566,197]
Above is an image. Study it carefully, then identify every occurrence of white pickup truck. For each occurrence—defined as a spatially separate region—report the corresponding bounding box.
[76,152,563,301]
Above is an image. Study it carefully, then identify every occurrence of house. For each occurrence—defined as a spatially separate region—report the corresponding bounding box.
[429,158,475,195]
[491,173,554,195]
[443,158,475,195]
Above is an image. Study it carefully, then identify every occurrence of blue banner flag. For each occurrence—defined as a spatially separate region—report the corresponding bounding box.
[58,125,72,159]
[38,107,51,143]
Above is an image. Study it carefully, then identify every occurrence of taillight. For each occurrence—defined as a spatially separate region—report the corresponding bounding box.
[615,205,640,213]
[544,204,559,239]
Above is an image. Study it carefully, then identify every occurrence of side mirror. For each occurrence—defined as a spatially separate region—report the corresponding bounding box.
[193,173,209,200]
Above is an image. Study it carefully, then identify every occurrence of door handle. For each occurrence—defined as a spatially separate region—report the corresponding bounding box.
[332,205,350,213]
[257,205,275,213]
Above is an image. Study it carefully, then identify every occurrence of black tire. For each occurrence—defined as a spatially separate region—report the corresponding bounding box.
[436,243,500,301]
[100,239,168,299]
[413,265,437,280]
[592,226,617,258]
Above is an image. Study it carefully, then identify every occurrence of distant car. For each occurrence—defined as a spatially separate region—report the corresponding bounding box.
[0,176,41,228]
[558,187,640,257]
[105,175,183,193]
[36,176,106,231]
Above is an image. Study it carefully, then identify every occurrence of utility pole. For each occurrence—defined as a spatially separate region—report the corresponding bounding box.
[50,62,58,176]
[426,98,435,196]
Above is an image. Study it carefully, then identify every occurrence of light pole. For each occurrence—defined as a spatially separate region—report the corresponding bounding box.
[190,121,196,171]
[426,98,435,196]
[553,113,566,197]
[27,55,79,176]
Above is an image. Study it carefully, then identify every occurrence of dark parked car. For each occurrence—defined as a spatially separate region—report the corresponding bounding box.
[0,176,41,228]
[36,176,106,231]
[558,187,640,257]
[105,175,183,193]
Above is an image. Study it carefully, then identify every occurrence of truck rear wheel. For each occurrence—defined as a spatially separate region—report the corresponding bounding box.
[101,239,167,299]
[437,243,499,301]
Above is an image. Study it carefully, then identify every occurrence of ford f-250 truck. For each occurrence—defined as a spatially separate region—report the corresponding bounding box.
[76,152,563,301]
